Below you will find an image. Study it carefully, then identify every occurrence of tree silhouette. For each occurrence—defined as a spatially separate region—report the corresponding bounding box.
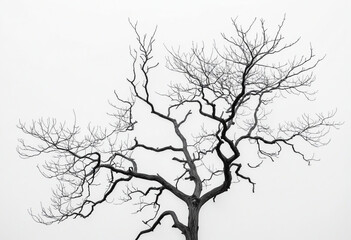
[18,18,339,240]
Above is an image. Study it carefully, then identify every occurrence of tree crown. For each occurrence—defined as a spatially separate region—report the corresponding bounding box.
[18,17,340,240]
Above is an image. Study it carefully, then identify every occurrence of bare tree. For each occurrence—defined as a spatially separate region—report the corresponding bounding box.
[18,18,340,240]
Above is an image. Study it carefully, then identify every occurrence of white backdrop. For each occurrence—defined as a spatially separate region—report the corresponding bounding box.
[0,0,350,239]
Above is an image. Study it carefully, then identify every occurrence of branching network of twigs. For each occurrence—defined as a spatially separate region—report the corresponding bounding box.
[18,17,340,240]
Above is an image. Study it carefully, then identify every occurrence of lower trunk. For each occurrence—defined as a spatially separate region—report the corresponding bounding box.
[185,203,200,240]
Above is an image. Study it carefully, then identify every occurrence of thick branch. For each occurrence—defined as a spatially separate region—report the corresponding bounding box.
[136,210,187,240]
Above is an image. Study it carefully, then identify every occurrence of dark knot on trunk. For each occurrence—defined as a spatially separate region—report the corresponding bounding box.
[189,195,200,207]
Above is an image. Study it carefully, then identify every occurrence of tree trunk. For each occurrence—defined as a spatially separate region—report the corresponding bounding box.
[185,198,200,240]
